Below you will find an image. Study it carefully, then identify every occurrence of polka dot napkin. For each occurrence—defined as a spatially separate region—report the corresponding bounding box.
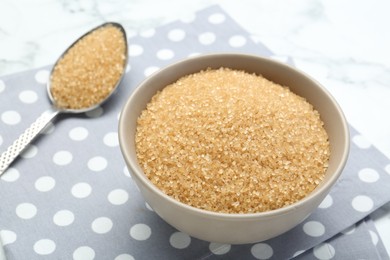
[1,5,390,260]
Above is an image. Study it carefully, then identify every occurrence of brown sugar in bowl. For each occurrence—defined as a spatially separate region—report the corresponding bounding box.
[118,53,349,244]
[136,68,330,214]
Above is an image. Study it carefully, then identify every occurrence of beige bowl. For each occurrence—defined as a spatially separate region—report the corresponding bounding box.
[118,53,349,244]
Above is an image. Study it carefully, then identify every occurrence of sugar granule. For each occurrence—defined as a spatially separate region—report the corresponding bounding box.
[135,68,330,214]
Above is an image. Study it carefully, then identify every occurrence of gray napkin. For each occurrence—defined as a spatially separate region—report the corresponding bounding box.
[1,5,389,260]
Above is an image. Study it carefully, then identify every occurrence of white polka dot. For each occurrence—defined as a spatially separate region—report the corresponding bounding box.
[125,64,131,73]
[87,156,108,172]
[91,217,113,234]
[69,127,89,141]
[1,168,20,182]
[303,221,325,237]
[144,66,160,77]
[145,203,153,211]
[0,79,5,93]
[229,35,247,47]
[140,28,156,38]
[53,150,73,165]
[34,239,56,255]
[198,32,216,45]
[269,55,289,63]
[358,168,380,183]
[41,122,55,134]
[35,176,56,192]
[341,224,356,235]
[0,230,17,245]
[115,254,135,260]
[209,242,231,255]
[385,164,390,175]
[168,29,186,42]
[318,194,333,209]
[35,70,50,84]
[71,182,92,198]
[208,13,226,24]
[169,232,191,249]
[19,90,38,104]
[85,107,103,118]
[108,189,129,205]
[53,210,74,226]
[123,166,131,178]
[20,144,38,158]
[188,52,201,57]
[352,134,371,148]
[73,246,95,260]
[292,250,305,257]
[103,132,118,147]
[352,195,374,212]
[130,224,151,241]
[251,243,273,259]
[129,44,144,56]
[1,110,21,125]
[156,49,175,60]
[369,230,379,245]
[313,243,335,260]
[16,203,37,219]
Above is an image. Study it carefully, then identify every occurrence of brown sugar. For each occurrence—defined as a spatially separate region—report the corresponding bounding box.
[50,24,126,110]
[135,68,330,214]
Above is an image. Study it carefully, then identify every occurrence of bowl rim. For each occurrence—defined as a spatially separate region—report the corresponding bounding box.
[119,52,350,220]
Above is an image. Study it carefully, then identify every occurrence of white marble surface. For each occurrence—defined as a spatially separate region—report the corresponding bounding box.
[1,0,389,256]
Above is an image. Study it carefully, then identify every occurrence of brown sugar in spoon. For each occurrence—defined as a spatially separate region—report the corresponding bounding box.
[0,22,128,175]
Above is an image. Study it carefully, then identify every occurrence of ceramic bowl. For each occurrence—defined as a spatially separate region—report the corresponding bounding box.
[118,53,349,244]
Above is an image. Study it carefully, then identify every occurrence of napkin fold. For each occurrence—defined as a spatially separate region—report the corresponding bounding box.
[294,217,389,260]
[1,5,389,260]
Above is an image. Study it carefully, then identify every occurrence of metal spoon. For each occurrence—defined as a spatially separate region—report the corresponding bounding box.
[0,22,128,176]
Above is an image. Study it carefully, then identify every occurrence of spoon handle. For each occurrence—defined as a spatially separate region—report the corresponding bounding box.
[0,108,60,176]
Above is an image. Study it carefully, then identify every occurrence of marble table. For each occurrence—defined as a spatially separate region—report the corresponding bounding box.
[1,0,389,258]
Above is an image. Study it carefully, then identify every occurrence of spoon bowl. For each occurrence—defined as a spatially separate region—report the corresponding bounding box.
[0,22,128,175]
[48,22,128,113]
